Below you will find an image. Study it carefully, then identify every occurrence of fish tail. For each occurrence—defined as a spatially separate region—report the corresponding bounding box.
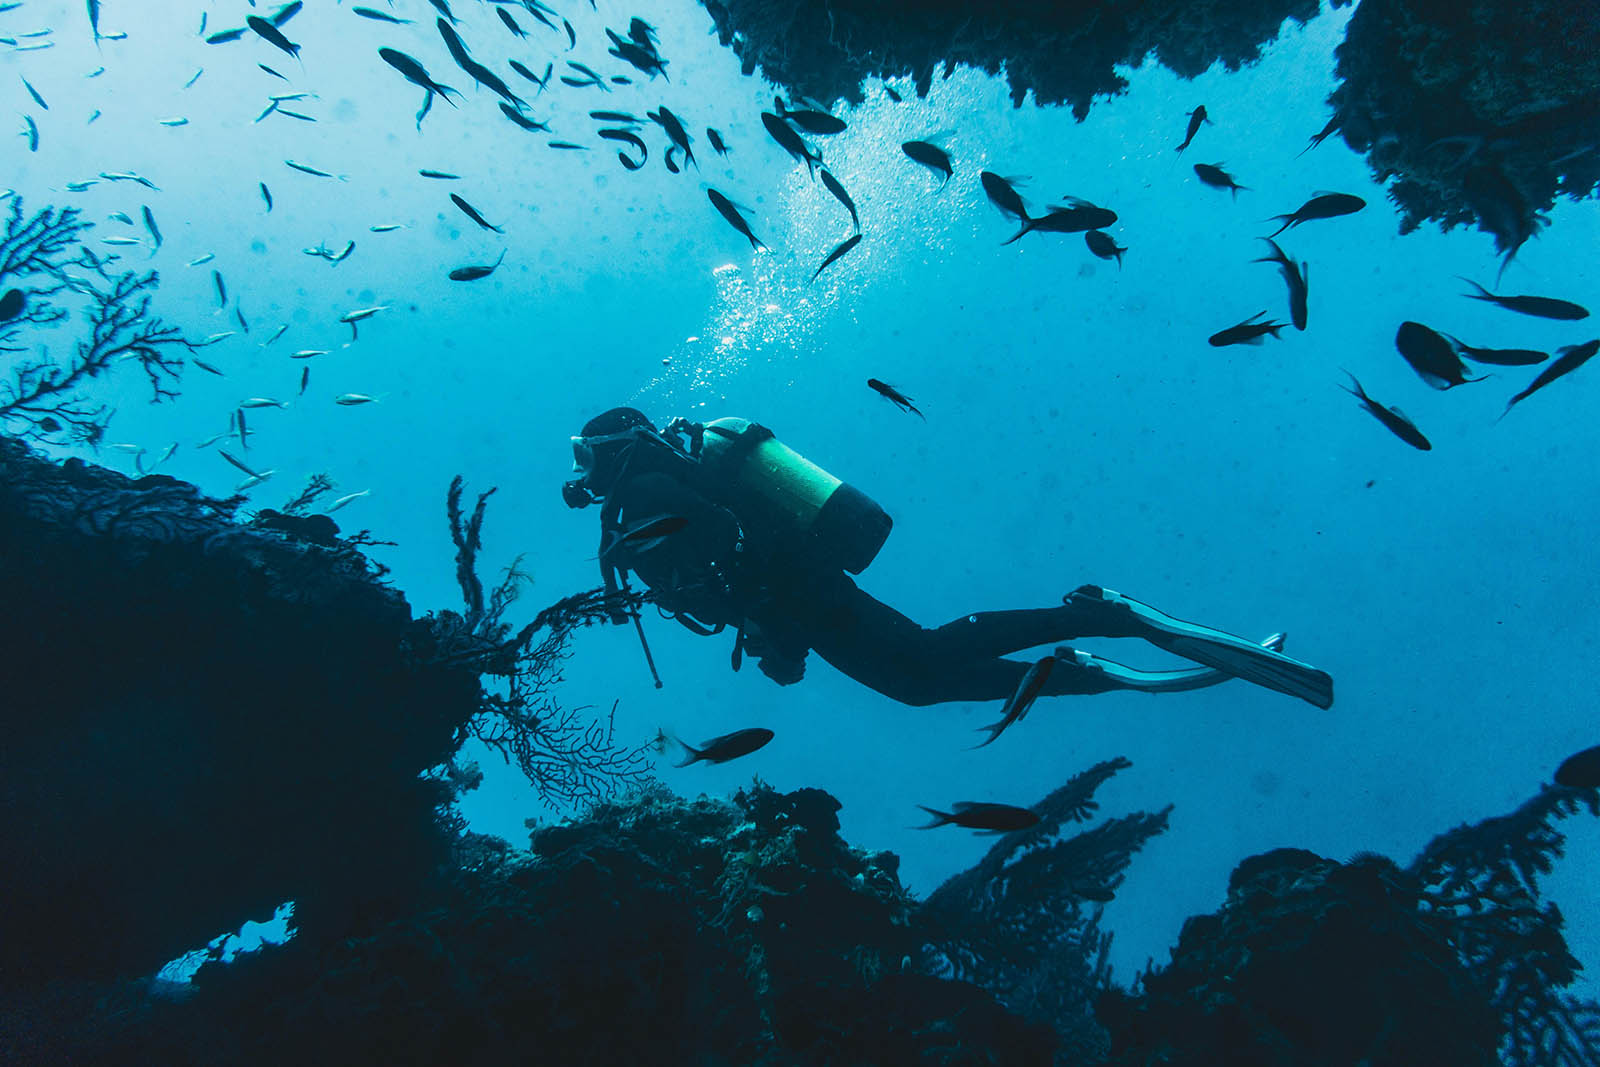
[672,738,702,767]
[1457,276,1489,299]
[1002,220,1032,246]
[1267,216,1292,238]
[914,806,953,829]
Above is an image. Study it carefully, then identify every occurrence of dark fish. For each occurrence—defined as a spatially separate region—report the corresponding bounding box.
[1253,238,1307,330]
[500,103,548,131]
[606,30,668,80]
[21,77,47,110]
[448,250,506,282]
[0,288,23,323]
[437,20,526,109]
[565,61,609,91]
[353,7,410,23]
[419,169,460,179]
[563,18,575,49]
[246,16,300,59]
[1268,193,1365,237]
[496,7,525,37]
[672,727,774,766]
[599,128,647,169]
[299,366,310,396]
[902,140,952,183]
[706,189,764,251]
[917,802,1039,833]
[775,96,845,134]
[1003,200,1117,244]
[649,107,695,169]
[22,115,37,152]
[1341,372,1432,451]
[270,1,303,26]
[192,358,224,376]
[89,0,102,47]
[1555,744,1600,789]
[236,305,249,333]
[522,3,557,32]
[883,83,903,103]
[509,60,550,92]
[259,63,288,82]
[980,172,1029,224]
[213,269,228,309]
[285,159,336,178]
[628,16,657,45]
[1175,104,1208,153]
[1463,164,1541,283]
[379,47,460,128]
[1208,311,1285,347]
[207,27,247,44]
[1194,162,1247,198]
[603,513,690,560]
[819,170,859,231]
[1297,116,1340,157]
[812,234,862,281]
[973,655,1054,748]
[664,149,680,174]
[141,205,162,249]
[450,194,503,234]
[1459,278,1588,321]
[867,378,922,418]
[707,127,727,155]
[548,141,588,151]
[428,0,458,25]
[1084,230,1126,268]
[761,112,819,176]
[260,182,273,211]
[590,110,640,124]
[1441,335,1548,367]
[1500,339,1599,420]
[1395,321,1484,390]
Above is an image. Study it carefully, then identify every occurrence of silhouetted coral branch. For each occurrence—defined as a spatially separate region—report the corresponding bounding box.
[426,477,655,809]
[0,198,190,446]
[918,757,1168,1060]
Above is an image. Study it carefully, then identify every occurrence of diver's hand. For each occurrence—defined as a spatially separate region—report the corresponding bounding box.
[758,653,806,686]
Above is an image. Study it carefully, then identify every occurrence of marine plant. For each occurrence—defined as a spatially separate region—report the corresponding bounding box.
[0,198,190,447]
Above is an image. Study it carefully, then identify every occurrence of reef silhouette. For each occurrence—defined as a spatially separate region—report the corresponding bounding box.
[698,0,1598,262]
[1,439,1597,1064]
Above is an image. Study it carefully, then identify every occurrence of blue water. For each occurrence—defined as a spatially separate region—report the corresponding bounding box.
[8,0,1597,999]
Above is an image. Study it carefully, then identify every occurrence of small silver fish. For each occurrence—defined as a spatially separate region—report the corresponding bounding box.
[369,223,403,233]
[290,349,327,359]
[325,490,370,513]
[261,324,288,346]
[188,253,216,266]
[158,117,189,127]
[65,180,98,192]
[185,68,204,89]
[335,393,380,405]
[239,397,287,409]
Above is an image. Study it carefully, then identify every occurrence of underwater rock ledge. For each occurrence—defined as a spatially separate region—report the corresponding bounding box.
[698,0,1333,117]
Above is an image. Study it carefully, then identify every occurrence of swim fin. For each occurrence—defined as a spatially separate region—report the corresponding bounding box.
[1061,633,1287,694]
[1065,585,1334,709]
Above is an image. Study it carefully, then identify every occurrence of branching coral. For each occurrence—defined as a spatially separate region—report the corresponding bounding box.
[918,757,1171,1061]
[0,199,190,447]
[414,476,656,809]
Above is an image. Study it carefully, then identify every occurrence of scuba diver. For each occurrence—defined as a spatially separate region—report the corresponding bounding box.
[563,408,1334,710]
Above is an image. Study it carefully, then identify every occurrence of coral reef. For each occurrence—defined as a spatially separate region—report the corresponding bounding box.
[698,0,1333,117]
[1098,785,1600,1067]
[1330,0,1600,268]
[2,785,1056,1066]
[0,198,191,447]
[0,443,650,992]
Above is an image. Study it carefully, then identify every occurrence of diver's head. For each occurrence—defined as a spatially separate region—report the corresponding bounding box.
[564,406,656,506]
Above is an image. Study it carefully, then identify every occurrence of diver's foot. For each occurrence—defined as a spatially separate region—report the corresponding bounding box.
[1067,586,1334,709]
[1061,583,1147,638]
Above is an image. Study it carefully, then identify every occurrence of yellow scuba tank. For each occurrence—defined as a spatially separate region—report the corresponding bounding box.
[698,417,891,574]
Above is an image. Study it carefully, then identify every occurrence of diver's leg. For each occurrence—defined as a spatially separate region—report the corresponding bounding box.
[791,578,1241,706]
[920,601,1147,661]
[1063,585,1334,709]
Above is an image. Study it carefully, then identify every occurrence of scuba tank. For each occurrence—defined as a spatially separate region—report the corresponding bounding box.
[696,417,891,574]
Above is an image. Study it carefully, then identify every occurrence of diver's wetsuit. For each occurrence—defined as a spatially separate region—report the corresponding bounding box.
[597,451,1143,707]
